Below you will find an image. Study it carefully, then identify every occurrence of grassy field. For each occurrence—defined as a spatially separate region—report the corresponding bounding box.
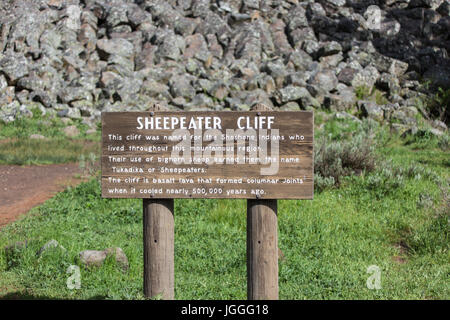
[0,115,448,300]
[0,110,99,165]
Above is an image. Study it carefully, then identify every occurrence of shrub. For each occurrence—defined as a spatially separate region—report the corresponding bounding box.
[364,166,405,198]
[314,133,377,191]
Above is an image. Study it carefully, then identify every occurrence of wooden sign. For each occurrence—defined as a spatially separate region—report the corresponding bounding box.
[101,111,313,199]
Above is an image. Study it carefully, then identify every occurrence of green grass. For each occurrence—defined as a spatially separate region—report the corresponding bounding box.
[0,139,99,165]
[0,114,447,299]
[0,111,100,165]
[0,120,448,299]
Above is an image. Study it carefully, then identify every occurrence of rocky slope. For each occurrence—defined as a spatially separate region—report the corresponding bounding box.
[0,0,449,133]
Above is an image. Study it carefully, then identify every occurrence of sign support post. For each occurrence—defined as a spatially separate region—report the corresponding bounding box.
[143,198,174,299]
[143,104,174,300]
[247,199,278,300]
[247,104,278,300]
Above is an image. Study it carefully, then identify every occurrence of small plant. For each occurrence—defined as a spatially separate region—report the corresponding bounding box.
[355,85,372,100]
[79,152,99,178]
[365,166,405,198]
[374,89,389,105]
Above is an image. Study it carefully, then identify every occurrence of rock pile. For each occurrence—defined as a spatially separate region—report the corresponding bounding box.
[0,0,449,131]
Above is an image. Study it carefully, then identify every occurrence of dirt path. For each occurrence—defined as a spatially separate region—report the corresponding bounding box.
[0,163,85,228]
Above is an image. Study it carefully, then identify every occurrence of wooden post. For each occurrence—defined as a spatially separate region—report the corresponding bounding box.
[143,103,174,300]
[247,199,278,300]
[247,103,278,300]
[143,199,174,299]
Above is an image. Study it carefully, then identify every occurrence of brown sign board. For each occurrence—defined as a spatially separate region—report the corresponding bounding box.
[101,111,313,199]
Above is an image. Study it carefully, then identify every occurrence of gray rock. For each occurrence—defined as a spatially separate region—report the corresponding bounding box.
[309,70,339,93]
[431,120,447,132]
[63,125,80,137]
[302,39,321,57]
[380,19,401,37]
[104,247,129,272]
[79,250,107,268]
[0,74,8,91]
[277,86,310,103]
[37,239,66,256]
[370,53,409,77]
[175,17,199,37]
[191,0,211,18]
[241,89,274,109]
[71,100,94,117]
[186,93,214,109]
[337,67,358,86]
[183,34,210,62]
[358,100,384,122]
[169,74,196,99]
[0,52,29,83]
[206,34,223,59]
[289,27,317,51]
[420,0,446,10]
[390,109,417,125]
[59,86,90,104]
[195,12,230,40]
[108,54,135,75]
[437,1,450,15]
[234,25,262,63]
[0,101,29,123]
[351,66,380,89]
[270,19,293,56]
[242,0,260,10]
[106,5,128,29]
[326,88,357,111]
[318,41,343,57]
[141,80,170,98]
[286,5,309,31]
[135,43,157,70]
[377,73,401,95]
[289,50,314,72]
[0,86,15,106]
[264,60,288,88]
[155,30,185,62]
[62,5,81,31]
[97,38,134,58]
[428,128,444,137]
[127,5,152,29]
[320,54,344,69]
[280,101,301,111]
[208,82,229,101]
[307,3,327,18]
[326,0,346,6]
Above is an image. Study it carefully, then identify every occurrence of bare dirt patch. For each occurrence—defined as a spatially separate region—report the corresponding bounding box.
[0,163,85,228]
